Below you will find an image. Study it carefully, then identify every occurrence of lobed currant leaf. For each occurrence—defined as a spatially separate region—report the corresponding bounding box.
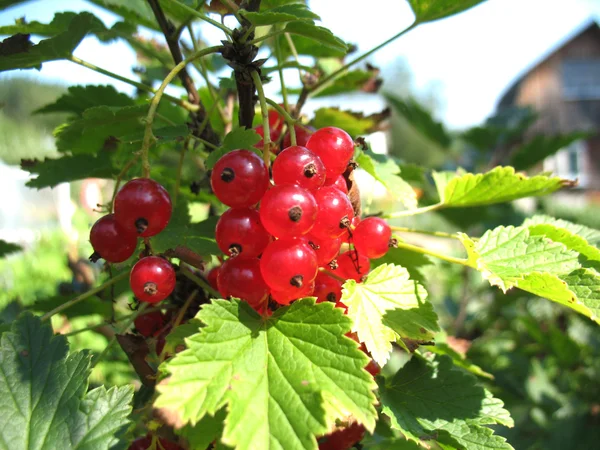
[241,4,319,26]
[0,313,133,449]
[35,84,134,116]
[523,214,600,246]
[408,0,487,24]
[155,299,377,450]
[340,263,437,366]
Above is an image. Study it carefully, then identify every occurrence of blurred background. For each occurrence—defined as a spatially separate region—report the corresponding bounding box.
[1,0,600,448]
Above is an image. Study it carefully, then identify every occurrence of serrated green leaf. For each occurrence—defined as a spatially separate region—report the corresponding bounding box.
[24,152,118,189]
[0,313,133,449]
[283,21,348,52]
[155,299,377,450]
[340,263,433,366]
[433,166,570,208]
[560,268,600,323]
[0,13,97,72]
[312,70,375,98]
[242,4,319,26]
[424,342,493,379]
[385,94,451,148]
[526,223,600,266]
[380,354,513,449]
[205,128,262,169]
[408,0,486,24]
[164,319,203,355]
[55,105,147,155]
[88,0,159,30]
[276,33,347,58]
[371,247,432,284]
[177,409,227,450]
[510,132,590,171]
[0,239,22,258]
[382,300,440,341]
[35,84,133,116]
[435,424,514,450]
[312,108,388,138]
[524,214,600,246]
[355,150,418,210]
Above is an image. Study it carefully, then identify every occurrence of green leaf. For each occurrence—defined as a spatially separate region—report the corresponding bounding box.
[559,268,600,324]
[0,313,133,449]
[155,299,377,450]
[55,105,147,155]
[242,4,319,26]
[0,13,98,72]
[433,166,571,208]
[276,33,347,58]
[355,150,418,210]
[24,152,118,189]
[0,239,22,258]
[525,223,600,266]
[523,214,600,246]
[283,21,348,52]
[424,342,494,379]
[371,247,432,284]
[340,264,434,366]
[312,108,388,138]
[35,84,134,116]
[382,300,440,342]
[177,409,227,450]
[385,95,451,148]
[408,0,487,24]
[509,132,589,171]
[205,128,262,170]
[312,70,376,98]
[88,0,159,30]
[380,354,513,449]
[164,319,203,355]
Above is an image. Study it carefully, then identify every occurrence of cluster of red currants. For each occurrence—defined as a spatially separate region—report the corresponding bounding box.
[89,178,176,305]
[208,124,394,314]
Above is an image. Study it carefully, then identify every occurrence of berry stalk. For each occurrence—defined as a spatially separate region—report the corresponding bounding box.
[251,70,272,168]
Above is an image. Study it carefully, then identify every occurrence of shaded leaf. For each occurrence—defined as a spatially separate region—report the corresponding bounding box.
[312,107,389,138]
[205,128,262,169]
[524,215,600,246]
[283,21,348,52]
[35,84,134,116]
[510,132,590,171]
[0,239,22,258]
[242,4,319,26]
[371,247,433,284]
[408,0,487,24]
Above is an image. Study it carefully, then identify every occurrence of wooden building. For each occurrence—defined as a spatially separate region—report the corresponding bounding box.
[497,20,600,191]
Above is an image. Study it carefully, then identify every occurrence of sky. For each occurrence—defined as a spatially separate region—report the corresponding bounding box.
[1,0,599,130]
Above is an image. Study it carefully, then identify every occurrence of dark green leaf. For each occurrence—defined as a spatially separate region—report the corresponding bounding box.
[35,84,134,116]
[0,13,98,72]
[510,132,590,171]
[382,299,440,341]
[88,0,159,30]
[205,128,262,169]
[24,152,118,189]
[313,69,377,98]
[0,239,22,258]
[371,247,432,284]
[242,3,319,26]
[408,0,487,24]
[284,21,348,52]
[177,409,227,450]
[312,107,389,138]
[385,94,451,148]
[0,313,134,449]
[276,33,348,58]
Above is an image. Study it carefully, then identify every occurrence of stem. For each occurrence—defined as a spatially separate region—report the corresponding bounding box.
[385,202,442,218]
[393,238,471,267]
[109,155,139,211]
[319,268,346,284]
[42,272,129,322]
[221,0,243,23]
[63,306,165,337]
[91,303,149,368]
[159,290,198,362]
[68,55,197,111]
[180,266,220,298]
[389,226,461,240]
[265,98,296,146]
[140,45,223,177]
[164,0,234,36]
[248,28,286,45]
[251,70,272,168]
[173,138,190,208]
[274,29,290,112]
[309,22,418,95]
[189,134,218,149]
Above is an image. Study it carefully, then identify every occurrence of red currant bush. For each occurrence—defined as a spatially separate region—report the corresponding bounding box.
[211,150,269,208]
[89,214,138,263]
[114,178,172,237]
[311,186,354,240]
[218,257,269,311]
[134,310,167,337]
[130,256,176,304]
[353,217,393,259]
[259,185,318,238]
[272,146,326,190]
[216,208,271,257]
[260,238,318,293]
[306,126,355,178]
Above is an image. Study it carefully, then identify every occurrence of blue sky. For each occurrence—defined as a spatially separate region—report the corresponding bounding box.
[1,0,599,129]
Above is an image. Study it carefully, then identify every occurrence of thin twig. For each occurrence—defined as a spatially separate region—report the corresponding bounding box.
[180,266,220,298]
[251,70,272,168]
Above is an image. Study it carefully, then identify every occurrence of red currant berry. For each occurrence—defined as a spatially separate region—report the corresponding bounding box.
[302,233,342,266]
[207,266,220,291]
[134,310,166,337]
[211,150,269,208]
[283,125,314,148]
[114,178,172,237]
[260,239,318,292]
[272,146,326,190]
[353,217,392,259]
[217,257,269,310]
[341,216,361,242]
[130,256,176,304]
[324,174,348,194]
[365,359,381,377]
[306,127,354,178]
[311,186,354,240]
[313,272,342,303]
[271,281,315,306]
[129,436,182,450]
[216,208,271,257]
[89,214,138,263]
[336,251,370,282]
[259,185,318,238]
[318,423,366,450]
